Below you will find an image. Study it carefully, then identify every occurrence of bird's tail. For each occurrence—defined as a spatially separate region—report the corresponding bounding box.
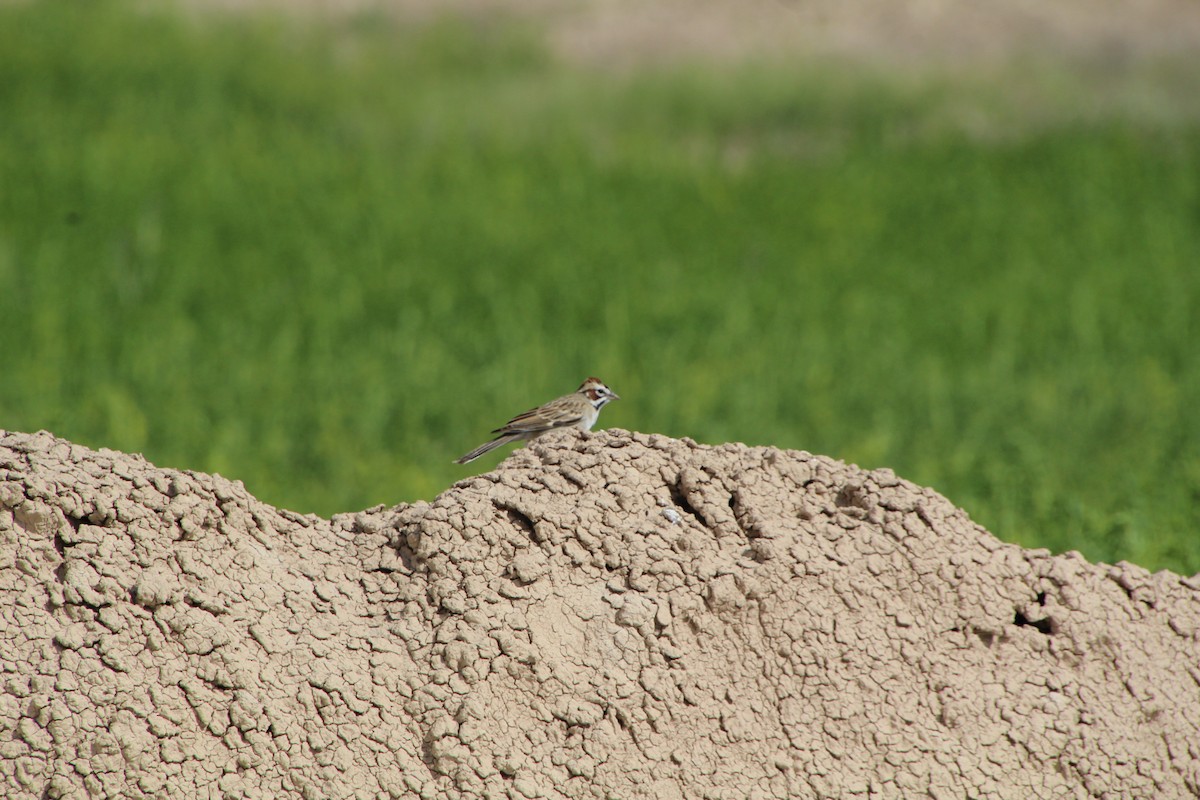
[454,434,523,465]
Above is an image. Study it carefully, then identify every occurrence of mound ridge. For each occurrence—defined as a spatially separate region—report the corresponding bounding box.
[1,428,1198,799]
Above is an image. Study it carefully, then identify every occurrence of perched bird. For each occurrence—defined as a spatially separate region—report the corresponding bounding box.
[454,377,620,464]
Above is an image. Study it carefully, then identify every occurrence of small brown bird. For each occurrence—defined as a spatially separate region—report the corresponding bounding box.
[454,377,620,464]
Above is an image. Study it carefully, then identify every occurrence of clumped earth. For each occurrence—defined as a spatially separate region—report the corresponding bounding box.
[2,429,1198,798]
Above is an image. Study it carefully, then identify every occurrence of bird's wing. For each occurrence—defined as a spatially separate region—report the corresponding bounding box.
[493,396,584,435]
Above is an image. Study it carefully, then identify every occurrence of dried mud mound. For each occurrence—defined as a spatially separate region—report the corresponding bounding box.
[2,429,1199,799]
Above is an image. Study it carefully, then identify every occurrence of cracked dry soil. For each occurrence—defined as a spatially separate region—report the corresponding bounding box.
[1,429,1199,798]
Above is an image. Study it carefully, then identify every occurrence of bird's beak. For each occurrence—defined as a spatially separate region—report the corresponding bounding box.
[611,392,621,401]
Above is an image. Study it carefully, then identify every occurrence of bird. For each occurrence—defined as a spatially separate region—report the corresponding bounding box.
[454,377,620,464]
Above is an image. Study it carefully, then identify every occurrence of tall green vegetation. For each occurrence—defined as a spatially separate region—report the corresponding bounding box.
[2,2,1197,572]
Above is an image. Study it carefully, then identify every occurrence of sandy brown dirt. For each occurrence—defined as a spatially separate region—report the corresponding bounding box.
[185,0,1200,69]
[2,428,1199,798]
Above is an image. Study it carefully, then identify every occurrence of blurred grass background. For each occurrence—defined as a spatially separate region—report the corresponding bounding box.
[1,1,1197,574]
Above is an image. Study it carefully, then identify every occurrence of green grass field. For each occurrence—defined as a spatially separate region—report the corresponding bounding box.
[2,2,1198,574]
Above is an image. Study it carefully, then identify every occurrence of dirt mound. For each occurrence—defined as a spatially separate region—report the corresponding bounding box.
[2,429,1198,799]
